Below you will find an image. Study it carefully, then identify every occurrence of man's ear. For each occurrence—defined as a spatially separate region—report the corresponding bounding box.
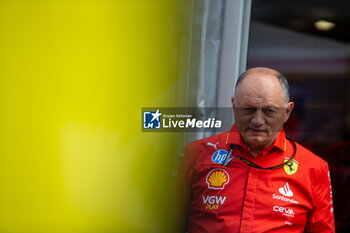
[284,102,294,123]
[231,96,235,109]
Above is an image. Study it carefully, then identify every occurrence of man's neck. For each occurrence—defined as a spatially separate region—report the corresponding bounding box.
[249,148,261,157]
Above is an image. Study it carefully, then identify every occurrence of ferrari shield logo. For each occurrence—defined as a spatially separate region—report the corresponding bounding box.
[284,158,299,175]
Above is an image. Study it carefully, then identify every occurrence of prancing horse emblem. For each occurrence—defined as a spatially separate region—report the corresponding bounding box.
[284,158,299,175]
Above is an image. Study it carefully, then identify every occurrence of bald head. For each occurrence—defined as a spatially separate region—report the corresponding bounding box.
[235,67,290,104]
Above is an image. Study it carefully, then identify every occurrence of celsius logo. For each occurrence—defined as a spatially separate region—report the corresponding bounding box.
[143,109,161,129]
[202,195,226,210]
[211,149,228,164]
[279,182,293,197]
[273,206,295,217]
[206,168,230,190]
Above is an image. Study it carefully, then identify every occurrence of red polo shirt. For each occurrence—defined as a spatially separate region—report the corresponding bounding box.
[177,124,335,233]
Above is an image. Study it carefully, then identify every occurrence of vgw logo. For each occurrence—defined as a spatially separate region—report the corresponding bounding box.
[143,109,161,129]
[202,195,226,210]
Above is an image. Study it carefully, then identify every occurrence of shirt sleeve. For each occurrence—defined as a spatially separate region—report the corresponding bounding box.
[305,162,335,233]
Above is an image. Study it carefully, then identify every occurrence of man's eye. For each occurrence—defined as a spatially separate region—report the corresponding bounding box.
[263,108,277,115]
[241,108,254,113]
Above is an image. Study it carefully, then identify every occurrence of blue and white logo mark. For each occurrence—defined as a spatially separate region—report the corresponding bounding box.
[211,149,228,164]
[143,109,162,129]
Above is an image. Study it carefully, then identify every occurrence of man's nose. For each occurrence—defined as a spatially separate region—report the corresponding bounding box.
[251,110,265,126]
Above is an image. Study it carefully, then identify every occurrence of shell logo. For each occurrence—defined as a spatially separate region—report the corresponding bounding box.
[206,168,230,190]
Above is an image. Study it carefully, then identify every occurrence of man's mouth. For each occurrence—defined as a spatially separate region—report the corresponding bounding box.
[247,128,266,133]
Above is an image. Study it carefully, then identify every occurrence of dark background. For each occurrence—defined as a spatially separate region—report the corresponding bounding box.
[248,0,350,232]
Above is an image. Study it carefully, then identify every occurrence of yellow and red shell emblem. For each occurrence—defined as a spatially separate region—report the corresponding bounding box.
[206,168,230,190]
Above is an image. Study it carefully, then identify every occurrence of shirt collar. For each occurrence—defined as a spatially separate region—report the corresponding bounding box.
[225,124,286,152]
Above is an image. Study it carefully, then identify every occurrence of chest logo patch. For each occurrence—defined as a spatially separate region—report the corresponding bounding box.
[206,168,229,190]
[284,158,299,175]
[211,149,228,164]
[279,182,293,197]
[207,142,219,150]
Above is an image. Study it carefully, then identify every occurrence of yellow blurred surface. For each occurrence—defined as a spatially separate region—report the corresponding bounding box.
[0,0,180,232]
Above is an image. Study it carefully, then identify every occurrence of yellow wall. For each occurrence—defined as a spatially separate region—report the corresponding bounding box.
[0,0,180,232]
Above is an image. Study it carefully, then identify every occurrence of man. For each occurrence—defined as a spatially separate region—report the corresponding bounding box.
[177,67,335,232]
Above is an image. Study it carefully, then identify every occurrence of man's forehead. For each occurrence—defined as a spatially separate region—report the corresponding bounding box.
[236,93,282,107]
[238,73,281,93]
[235,70,286,106]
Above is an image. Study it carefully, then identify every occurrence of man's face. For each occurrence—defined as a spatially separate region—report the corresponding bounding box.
[232,70,293,153]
